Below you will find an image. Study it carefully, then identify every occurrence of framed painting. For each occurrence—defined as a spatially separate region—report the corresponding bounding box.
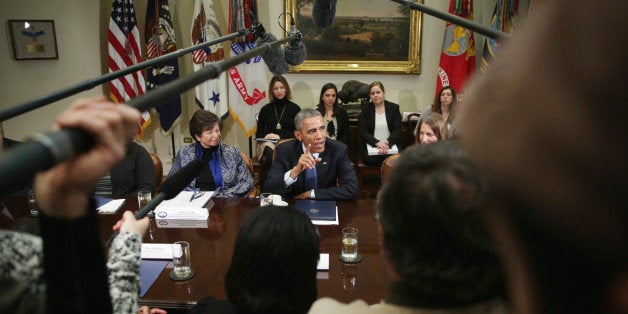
[7,20,59,60]
[284,0,422,74]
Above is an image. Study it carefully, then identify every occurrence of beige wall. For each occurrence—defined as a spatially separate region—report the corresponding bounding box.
[1,0,528,173]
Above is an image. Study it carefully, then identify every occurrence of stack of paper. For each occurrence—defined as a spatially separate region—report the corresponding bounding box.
[366,144,399,156]
[154,191,212,220]
[95,196,125,214]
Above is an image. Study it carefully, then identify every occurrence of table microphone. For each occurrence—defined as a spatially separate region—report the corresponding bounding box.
[134,159,204,220]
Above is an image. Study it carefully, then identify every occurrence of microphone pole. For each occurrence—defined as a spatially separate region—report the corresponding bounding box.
[0,28,251,122]
[0,31,296,195]
[389,0,511,41]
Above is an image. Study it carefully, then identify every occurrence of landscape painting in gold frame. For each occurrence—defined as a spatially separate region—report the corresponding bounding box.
[285,0,422,74]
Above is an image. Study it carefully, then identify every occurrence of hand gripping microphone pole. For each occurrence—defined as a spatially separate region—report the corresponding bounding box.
[0,26,297,195]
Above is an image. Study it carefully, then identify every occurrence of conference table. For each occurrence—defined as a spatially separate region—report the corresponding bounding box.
[2,196,391,310]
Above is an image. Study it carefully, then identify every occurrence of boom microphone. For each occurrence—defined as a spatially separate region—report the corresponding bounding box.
[283,15,307,66]
[253,21,290,75]
[135,159,204,220]
[312,0,337,28]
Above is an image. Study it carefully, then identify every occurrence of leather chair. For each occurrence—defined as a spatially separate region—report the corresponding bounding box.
[150,153,163,192]
[240,152,258,197]
[380,153,401,183]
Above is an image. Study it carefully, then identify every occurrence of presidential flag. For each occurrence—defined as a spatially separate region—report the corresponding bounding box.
[145,0,181,133]
[435,0,475,98]
[108,0,149,135]
[228,0,267,137]
[480,0,519,72]
[191,0,229,119]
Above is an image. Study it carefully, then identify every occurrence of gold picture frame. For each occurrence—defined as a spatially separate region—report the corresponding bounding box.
[284,0,422,74]
[7,20,59,60]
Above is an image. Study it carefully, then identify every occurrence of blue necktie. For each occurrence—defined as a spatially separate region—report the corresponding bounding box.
[305,166,317,190]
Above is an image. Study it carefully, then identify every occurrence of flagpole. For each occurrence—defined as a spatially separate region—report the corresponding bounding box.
[0,28,252,122]
[0,33,296,194]
[389,0,511,41]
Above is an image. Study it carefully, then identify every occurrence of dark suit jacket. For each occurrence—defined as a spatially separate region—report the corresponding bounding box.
[359,100,403,148]
[263,139,358,200]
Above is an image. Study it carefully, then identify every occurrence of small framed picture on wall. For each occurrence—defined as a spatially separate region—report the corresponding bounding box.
[7,19,59,60]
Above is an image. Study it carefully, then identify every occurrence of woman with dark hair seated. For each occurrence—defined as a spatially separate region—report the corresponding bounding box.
[316,83,349,144]
[168,110,253,197]
[189,205,320,314]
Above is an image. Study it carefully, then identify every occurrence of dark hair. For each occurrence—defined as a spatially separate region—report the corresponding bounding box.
[225,206,320,314]
[268,75,292,102]
[316,83,340,118]
[378,141,504,306]
[432,86,457,123]
[189,109,222,140]
[417,112,449,143]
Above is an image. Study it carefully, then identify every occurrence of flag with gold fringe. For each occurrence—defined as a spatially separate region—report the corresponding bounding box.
[192,0,229,119]
[145,0,181,134]
[108,0,148,136]
[435,0,476,98]
[227,0,267,137]
[480,0,519,72]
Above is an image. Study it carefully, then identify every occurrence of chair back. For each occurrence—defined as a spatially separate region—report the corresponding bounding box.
[407,113,422,144]
[150,153,163,188]
[381,153,401,183]
[273,139,294,160]
[240,152,254,176]
[240,152,259,197]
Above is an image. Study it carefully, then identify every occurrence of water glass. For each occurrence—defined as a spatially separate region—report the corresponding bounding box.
[27,189,39,218]
[341,227,358,261]
[137,190,152,216]
[172,241,192,279]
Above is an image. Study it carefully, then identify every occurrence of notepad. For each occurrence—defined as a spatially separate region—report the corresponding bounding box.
[94,196,125,214]
[139,260,168,297]
[317,253,330,271]
[295,200,338,225]
[366,144,399,156]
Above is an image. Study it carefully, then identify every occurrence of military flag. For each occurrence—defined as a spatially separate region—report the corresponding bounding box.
[145,0,181,133]
[192,0,229,119]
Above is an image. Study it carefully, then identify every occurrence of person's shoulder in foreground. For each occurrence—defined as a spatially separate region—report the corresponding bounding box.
[309,297,509,314]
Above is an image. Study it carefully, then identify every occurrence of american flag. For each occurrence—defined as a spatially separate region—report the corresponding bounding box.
[108,0,150,134]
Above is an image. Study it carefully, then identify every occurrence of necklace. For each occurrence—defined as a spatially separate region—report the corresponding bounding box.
[274,103,287,130]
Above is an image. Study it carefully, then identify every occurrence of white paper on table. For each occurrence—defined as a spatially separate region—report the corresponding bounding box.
[97,199,125,214]
[156,191,213,209]
[366,144,399,156]
[141,243,173,259]
[154,207,209,220]
[311,206,339,225]
[317,253,330,270]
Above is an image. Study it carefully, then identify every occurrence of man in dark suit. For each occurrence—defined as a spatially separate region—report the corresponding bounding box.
[263,108,358,200]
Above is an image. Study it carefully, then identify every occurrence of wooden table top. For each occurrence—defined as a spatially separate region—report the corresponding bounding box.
[2,196,391,309]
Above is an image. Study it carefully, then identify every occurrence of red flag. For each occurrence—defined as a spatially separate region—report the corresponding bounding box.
[435,0,475,98]
[108,0,149,135]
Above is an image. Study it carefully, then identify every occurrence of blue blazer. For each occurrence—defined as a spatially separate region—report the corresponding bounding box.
[264,139,358,200]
